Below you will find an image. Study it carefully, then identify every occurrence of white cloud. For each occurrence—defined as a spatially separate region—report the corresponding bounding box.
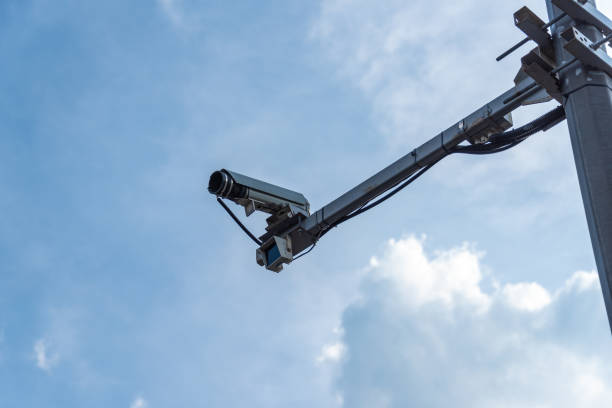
[130,396,148,408]
[502,282,552,312]
[560,270,600,294]
[368,237,490,312]
[310,0,531,147]
[33,338,59,371]
[31,308,101,385]
[309,0,581,204]
[317,341,346,364]
[333,236,611,407]
[158,0,185,27]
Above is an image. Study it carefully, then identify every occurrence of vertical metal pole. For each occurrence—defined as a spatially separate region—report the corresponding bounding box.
[545,0,612,332]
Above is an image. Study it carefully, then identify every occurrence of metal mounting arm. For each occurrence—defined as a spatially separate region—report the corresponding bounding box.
[210,0,612,336]
[262,80,545,262]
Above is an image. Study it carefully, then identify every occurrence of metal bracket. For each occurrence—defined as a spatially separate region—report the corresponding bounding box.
[552,0,612,37]
[264,204,308,232]
[245,199,257,216]
[520,47,563,102]
[513,69,553,105]
[562,26,612,77]
[465,113,513,145]
[514,7,555,59]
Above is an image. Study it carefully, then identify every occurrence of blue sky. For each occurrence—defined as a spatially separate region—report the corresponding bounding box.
[1,0,611,407]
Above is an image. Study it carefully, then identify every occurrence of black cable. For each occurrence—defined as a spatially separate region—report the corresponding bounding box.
[292,230,323,262]
[453,106,565,155]
[293,241,317,261]
[214,105,566,253]
[343,161,437,220]
[452,140,524,155]
[216,197,262,246]
[319,159,440,238]
[317,106,565,237]
[497,105,564,140]
[453,138,527,155]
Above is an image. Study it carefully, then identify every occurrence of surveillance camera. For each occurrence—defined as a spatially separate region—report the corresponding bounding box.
[256,235,293,272]
[208,169,310,217]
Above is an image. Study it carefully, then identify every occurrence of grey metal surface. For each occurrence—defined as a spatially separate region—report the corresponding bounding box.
[521,48,563,102]
[514,68,555,105]
[497,11,568,62]
[515,7,554,54]
[546,0,612,332]
[562,26,612,76]
[224,169,310,209]
[285,80,541,255]
[552,0,612,35]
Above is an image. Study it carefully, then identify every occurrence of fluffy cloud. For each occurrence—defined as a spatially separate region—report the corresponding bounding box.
[502,282,551,312]
[331,236,611,407]
[367,238,490,312]
[309,0,580,197]
[310,0,530,146]
[130,397,148,408]
[33,338,59,372]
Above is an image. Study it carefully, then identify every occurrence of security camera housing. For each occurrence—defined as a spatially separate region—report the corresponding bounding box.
[208,169,310,216]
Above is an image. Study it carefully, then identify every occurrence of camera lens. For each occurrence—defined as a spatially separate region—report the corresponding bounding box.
[208,171,229,195]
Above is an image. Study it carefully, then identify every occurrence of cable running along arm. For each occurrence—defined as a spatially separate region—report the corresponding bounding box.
[315,105,565,240]
[206,0,612,334]
[453,106,566,155]
[207,0,612,272]
[213,105,566,267]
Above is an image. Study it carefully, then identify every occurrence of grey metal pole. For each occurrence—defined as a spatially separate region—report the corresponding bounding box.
[545,0,612,332]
